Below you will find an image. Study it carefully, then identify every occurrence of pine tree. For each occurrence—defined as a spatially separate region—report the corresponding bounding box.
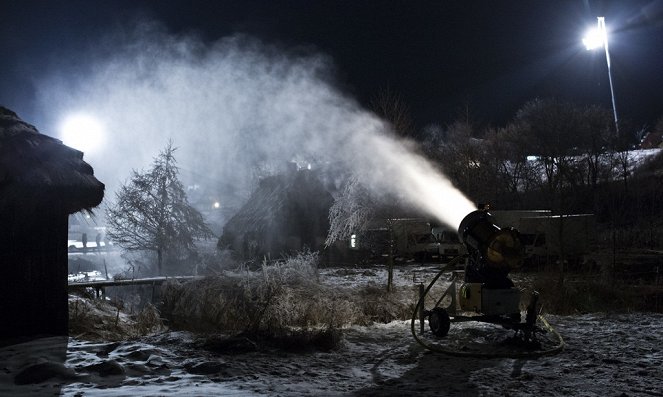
[106,141,214,275]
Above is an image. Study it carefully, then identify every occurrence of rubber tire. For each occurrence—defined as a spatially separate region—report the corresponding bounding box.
[429,307,451,337]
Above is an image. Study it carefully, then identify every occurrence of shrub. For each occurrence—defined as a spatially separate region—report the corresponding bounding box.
[69,295,165,340]
[159,250,420,350]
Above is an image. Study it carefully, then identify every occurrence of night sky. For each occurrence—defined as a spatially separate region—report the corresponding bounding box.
[1,0,662,131]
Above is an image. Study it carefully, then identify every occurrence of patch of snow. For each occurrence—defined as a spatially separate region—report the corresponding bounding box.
[3,264,662,395]
[68,271,106,283]
[2,314,660,395]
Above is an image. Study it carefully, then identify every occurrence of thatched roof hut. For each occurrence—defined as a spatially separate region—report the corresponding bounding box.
[0,108,104,212]
[219,168,333,260]
[0,106,104,339]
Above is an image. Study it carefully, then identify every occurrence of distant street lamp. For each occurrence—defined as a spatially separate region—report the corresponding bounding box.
[583,16,619,133]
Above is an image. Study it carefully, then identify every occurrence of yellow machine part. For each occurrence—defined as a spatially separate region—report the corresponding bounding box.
[459,283,482,312]
[486,229,523,270]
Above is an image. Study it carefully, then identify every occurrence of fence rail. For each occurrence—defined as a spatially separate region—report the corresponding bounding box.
[68,276,201,299]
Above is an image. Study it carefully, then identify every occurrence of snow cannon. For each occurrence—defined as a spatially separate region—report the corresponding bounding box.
[421,208,539,341]
[458,209,524,288]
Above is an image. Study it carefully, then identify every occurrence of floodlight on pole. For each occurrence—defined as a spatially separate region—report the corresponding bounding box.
[582,16,619,133]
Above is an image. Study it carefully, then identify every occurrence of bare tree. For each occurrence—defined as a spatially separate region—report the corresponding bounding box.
[510,98,601,203]
[325,87,416,291]
[325,176,375,247]
[433,120,494,203]
[370,87,416,139]
[487,125,539,200]
[325,176,404,292]
[106,141,214,275]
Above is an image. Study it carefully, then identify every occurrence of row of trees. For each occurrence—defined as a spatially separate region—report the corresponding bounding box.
[420,98,650,215]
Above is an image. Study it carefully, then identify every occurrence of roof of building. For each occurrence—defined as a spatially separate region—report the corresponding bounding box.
[0,106,104,214]
[222,168,333,237]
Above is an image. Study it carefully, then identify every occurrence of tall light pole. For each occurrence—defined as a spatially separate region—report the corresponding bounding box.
[583,16,619,133]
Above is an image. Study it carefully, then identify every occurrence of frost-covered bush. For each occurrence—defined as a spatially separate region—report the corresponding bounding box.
[160,250,363,334]
[68,295,165,340]
[160,249,421,353]
[356,284,415,323]
[260,249,320,286]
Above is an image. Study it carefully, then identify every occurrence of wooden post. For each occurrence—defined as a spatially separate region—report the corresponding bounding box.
[419,283,425,334]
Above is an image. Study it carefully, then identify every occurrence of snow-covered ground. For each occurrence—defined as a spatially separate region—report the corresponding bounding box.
[628,148,662,166]
[68,270,107,283]
[1,313,661,396]
[2,264,662,396]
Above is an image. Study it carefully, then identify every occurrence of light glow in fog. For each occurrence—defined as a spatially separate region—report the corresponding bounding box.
[59,113,104,153]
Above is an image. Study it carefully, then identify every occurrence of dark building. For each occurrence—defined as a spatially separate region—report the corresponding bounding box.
[0,107,104,339]
[219,168,333,260]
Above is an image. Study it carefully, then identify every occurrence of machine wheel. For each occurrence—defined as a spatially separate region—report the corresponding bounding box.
[429,307,451,337]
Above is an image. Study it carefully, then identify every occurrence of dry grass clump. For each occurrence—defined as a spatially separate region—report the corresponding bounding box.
[160,251,418,350]
[161,251,357,351]
[356,284,416,323]
[69,294,165,340]
[161,252,363,334]
[69,249,421,349]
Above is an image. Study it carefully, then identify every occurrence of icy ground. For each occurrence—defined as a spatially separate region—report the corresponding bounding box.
[1,313,661,396]
[1,264,662,396]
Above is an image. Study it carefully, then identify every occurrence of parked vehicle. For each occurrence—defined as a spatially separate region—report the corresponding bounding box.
[351,218,442,262]
[431,227,467,262]
[490,210,595,266]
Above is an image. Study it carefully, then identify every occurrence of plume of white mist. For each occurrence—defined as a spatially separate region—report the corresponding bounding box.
[349,127,476,229]
[35,21,475,230]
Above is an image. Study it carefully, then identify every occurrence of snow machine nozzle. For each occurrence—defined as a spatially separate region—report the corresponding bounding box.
[458,209,524,274]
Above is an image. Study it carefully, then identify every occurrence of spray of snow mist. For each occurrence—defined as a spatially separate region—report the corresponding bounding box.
[35,21,475,229]
[353,131,476,229]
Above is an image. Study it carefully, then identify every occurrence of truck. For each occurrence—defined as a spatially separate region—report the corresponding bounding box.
[518,214,595,265]
[391,218,439,261]
[352,218,442,262]
[431,226,467,262]
[490,210,595,266]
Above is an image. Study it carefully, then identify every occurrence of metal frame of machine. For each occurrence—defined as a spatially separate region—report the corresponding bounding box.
[420,209,542,342]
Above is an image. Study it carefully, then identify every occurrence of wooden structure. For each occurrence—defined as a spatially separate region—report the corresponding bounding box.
[68,276,199,299]
[219,168,333,259]
[0,107,104,338]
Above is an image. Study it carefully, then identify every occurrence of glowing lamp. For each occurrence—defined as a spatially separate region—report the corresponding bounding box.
[59,114,104,153]
[582,27,604,50]
[582,16,619,133]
